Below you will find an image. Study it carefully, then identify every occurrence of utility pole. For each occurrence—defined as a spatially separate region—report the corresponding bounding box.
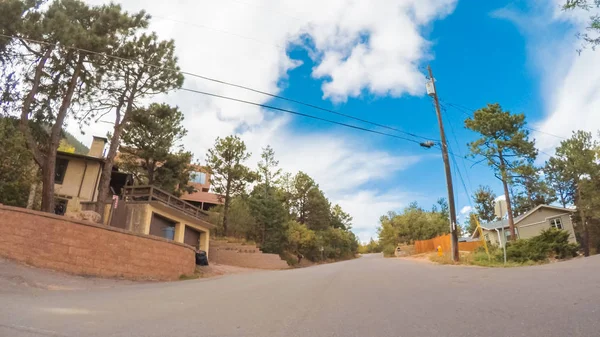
[427,65,459,262]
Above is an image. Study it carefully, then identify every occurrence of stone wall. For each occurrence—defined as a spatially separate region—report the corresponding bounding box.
[209,240,289,269]
[0,204,195,281]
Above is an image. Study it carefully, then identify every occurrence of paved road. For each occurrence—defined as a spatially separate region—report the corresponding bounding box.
[1,254,599,337]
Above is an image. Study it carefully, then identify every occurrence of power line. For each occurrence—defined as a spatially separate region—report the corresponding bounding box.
[442,104,475,195]
[179,87,425,144]
[151,15,286,50]
[1,32,437,143]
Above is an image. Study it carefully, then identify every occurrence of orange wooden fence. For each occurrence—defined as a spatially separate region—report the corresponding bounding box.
[414,234,482,254]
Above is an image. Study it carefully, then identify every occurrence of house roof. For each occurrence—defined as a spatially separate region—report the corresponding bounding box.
[57,151,105,163]
[473,204,576,235]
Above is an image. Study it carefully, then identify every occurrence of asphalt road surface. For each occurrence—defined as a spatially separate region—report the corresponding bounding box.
[1,254,599,337]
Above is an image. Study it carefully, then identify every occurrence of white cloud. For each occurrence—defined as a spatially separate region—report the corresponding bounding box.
[459,206,472,215]
[494,2,600,155]
[73,0,456,241]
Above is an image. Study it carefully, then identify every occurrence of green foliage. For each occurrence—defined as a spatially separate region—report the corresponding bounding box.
[304,188,331,230]
[563,1,600,48]
[153,151,194,197]
[543,157,575,208]
[206,142,358,262]
[511,164,556,216]
[249,184,289,254]
[506,229,579,263]
[118,103,192,196]
[9,0,152,212]
[377,201,450,250]
[464,213,479,237]
[382,244,397,257]
[206,135,255,235]
[95,25,184,215]
[552,130,600,255]
[290,171,316,223]
[473,185,497,222]
[207,197,256,238]
[331,204,353,230]
[62,130,88,154]
[257,145,281,189]
[0,117,36,207]
[465,103,537,239]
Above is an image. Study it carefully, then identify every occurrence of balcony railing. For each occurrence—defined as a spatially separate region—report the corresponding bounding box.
[123,185,208,221]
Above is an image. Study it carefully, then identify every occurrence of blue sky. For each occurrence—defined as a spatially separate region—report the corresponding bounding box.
[274,1,546,230]
[78,0,599,242]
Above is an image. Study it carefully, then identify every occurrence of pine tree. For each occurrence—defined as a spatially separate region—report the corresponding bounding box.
[465,103,537,240]
[206,135,255,235]
[94,32,184,215]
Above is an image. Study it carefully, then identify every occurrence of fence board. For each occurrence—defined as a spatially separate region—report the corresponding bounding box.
[414,234,481,254]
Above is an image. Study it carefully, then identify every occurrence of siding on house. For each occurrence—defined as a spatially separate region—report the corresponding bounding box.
[517,211,576,243]
[478,206,577,245]
[54,155,103,213]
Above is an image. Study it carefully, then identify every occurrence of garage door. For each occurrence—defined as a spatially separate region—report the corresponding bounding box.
[149,213,176,240]
[184,226,201,249]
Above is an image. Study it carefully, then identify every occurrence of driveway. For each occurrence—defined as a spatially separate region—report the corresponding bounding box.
[1,254,599,337]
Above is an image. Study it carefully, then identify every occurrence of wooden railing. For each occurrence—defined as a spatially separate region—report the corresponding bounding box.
[123,185,207,221]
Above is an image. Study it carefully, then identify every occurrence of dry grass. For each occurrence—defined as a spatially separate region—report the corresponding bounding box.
[428,252,539,268]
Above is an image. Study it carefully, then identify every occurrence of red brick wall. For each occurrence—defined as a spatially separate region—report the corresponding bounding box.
[209,241,289,269]
[0,205,195,281]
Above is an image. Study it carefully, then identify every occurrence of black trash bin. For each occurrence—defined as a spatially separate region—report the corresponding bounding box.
[195,250,209,266]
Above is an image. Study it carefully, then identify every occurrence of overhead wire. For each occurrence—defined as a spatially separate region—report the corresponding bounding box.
[0,32,438,143]
[179,87,425,144]
[442,104,475,195]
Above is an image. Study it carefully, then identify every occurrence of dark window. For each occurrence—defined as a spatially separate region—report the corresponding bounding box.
[55,158,69,184]
[550,218,563,230]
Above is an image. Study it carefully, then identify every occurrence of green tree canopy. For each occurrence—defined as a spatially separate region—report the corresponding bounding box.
[563,0,600,48]
[553,130,600,256]
[94,31,184,215]
[465,103,537,240]
[473,185,497,223]
[118,103,192,195]
[8,0,147,212]
[206,135,255,235]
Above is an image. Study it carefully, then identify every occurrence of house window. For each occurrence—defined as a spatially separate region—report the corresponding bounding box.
[549,218,563,230]
[55,158,69,185]
[192,171,206,184]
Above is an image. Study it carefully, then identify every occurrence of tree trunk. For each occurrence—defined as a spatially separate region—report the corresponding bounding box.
[577,182,590,257]
[95,77,141,219]
[95,122,125,217]
[40,56,84,213]
[499,151,517,241]
[222,178,232,236]
[26,182,37,209]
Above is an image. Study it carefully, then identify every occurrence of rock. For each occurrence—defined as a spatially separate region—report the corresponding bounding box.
[65,211,102,223]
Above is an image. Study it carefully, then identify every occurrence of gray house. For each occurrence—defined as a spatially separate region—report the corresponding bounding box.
[472,205,577,246]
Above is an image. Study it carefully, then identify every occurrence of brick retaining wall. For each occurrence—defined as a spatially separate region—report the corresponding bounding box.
[209,240,289,269]
[0,205,195,281]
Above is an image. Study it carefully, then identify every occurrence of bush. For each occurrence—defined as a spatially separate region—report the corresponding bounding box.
[382,244,396,257]
[506,229,579,263]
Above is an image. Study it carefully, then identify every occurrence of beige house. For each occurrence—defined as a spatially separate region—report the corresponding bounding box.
[472,205,577,246]
[54,136,108,214]
[107,186,213,252]
[56,137,213,253]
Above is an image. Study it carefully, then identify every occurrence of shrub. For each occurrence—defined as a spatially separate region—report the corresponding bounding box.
[382,244,396,257]
[506,229,579,262]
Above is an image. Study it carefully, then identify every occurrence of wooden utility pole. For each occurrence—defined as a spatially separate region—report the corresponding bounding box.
[427,65,459,262]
